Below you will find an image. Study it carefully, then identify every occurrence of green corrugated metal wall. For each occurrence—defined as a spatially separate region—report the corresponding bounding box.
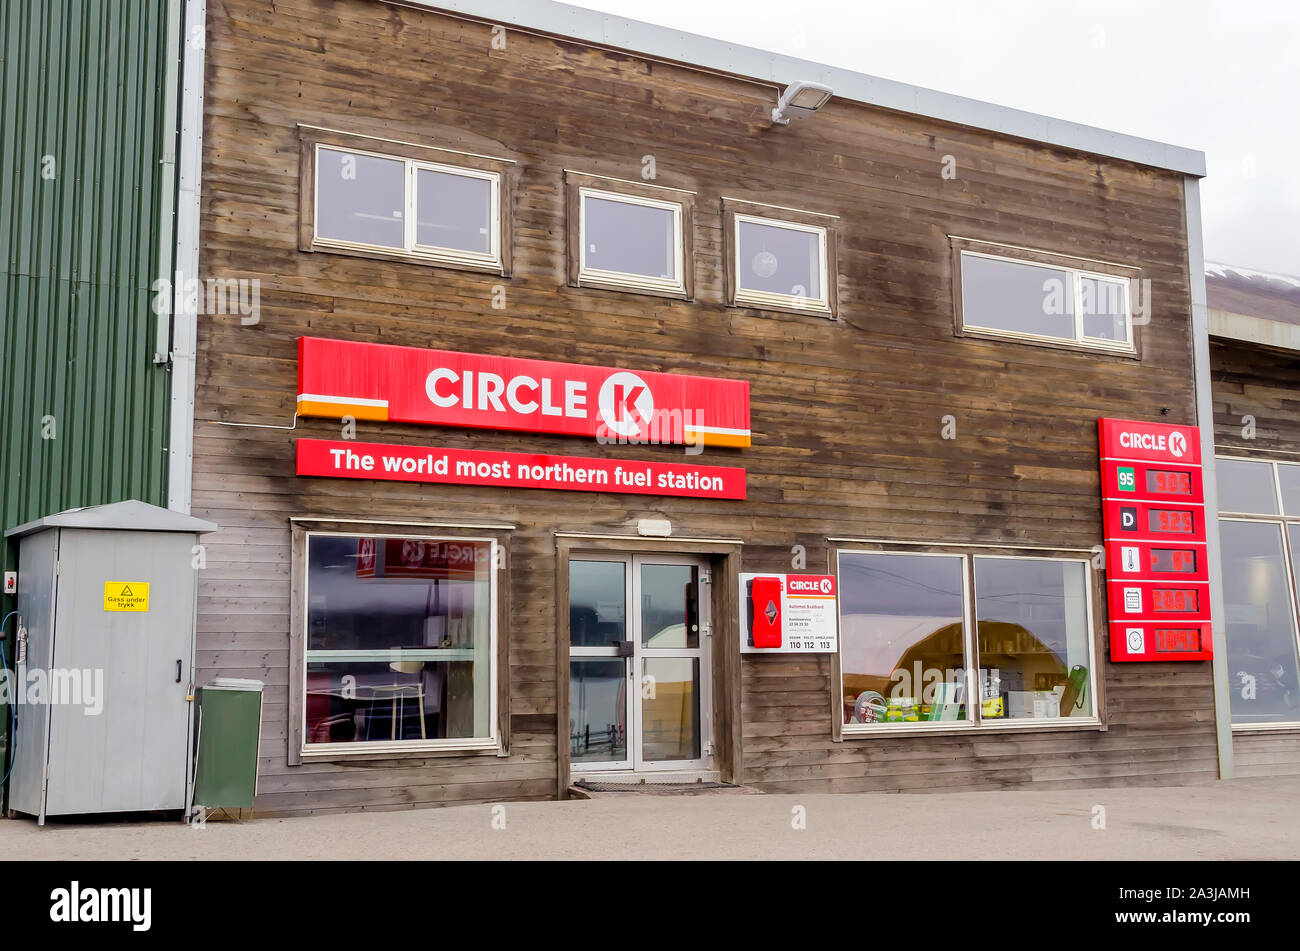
[1,1,177,784]
[1,0,174,583]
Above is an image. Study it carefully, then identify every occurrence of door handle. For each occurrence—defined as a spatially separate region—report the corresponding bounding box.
[176,659,183,683]
[614,640,634,658]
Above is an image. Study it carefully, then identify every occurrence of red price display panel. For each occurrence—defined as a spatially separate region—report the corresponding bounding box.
[1099,418,1213,662]
[1156,628,1202,653]
[1104,540,1208,582]
[1101,459,1204,504]
[1147,469,1193,496]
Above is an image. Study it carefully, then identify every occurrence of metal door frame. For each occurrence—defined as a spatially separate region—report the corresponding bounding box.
[567,552,713,775]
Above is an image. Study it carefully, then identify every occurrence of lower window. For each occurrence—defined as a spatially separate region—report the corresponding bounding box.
[838,549,1097,730]
[302,533,496,750]
[1219,519,1300,725]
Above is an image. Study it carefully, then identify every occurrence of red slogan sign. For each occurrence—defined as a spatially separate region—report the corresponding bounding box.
[296,439,746,500]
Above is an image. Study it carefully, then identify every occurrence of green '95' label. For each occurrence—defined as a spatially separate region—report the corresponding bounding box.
[1117,466,1136,491]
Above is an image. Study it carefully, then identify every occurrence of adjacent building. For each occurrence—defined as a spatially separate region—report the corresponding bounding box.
[1207,263,1300,776]
[0,0,201,789]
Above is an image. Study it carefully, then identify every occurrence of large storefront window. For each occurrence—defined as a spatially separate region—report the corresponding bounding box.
[839,549,1097,731]
[303,533,495,749]
[1216,457,1300,727]
[973,557,1093,720]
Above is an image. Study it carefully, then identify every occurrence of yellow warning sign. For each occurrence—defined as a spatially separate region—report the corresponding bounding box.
[104,582,150,612]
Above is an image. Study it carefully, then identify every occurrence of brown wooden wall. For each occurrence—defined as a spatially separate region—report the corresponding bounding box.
[1211,337,1300,777]
[195,0,1214,816]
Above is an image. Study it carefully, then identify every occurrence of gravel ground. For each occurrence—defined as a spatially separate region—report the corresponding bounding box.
[4,777,1297,860]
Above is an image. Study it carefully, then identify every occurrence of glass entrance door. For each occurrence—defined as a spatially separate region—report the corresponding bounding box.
[568,554,711,774]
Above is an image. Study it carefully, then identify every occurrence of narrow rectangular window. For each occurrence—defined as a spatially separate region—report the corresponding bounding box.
[306,139,506,273]
[957,248,1135,354]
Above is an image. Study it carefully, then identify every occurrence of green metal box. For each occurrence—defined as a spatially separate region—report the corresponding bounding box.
[193,678,263,811]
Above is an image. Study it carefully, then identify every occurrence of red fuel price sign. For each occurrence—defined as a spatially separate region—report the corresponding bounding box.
[1099,418,1212,661]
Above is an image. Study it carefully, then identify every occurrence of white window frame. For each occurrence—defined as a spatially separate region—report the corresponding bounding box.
[838,547,1101,737]
[1215,455,1300,732]
[959,249,1135,355]
[577,187,685,295]
[312,144,503,272]
[732,213,831,313]
[299,530,499,758]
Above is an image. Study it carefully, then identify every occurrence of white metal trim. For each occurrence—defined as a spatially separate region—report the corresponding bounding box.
[167,0,206,514]
[1187,176,1235,779]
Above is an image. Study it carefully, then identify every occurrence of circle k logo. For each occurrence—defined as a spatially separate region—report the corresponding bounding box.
[1169,431,1187,458]
[598,371,654,437]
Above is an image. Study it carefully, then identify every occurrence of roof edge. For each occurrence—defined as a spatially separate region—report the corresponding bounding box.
[393,0,1206,177]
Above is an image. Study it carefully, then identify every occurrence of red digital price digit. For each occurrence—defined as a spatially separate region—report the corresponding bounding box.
[1149,509,1194,534]
[1153,589,1197,612]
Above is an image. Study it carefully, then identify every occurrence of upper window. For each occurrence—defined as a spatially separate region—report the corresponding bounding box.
[578,188,684,294]
[300,128,510,274]
[1217,457,1279,514]
[838,549,1097,731]
[733,214,830,313]
[301,533,497,753]
[565,171,694,299]
[956,247,1135,354]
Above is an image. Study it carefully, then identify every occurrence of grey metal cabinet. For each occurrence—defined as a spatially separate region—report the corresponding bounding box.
[5,501,216,823]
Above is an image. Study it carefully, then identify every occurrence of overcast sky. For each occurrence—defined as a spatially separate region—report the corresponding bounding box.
[574,0,1299,277]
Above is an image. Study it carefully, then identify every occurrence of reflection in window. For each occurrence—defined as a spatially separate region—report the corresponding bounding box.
[838,552,969,726]
[1220,521,1300,725]
[641,657,700,761]
[734,215,829,311]
[303,535,494,746]
[570,659,627,764]
[973,558,1092,720]
[640,564,698,649]
[569,560,626,648]
[1217,458,1278,515]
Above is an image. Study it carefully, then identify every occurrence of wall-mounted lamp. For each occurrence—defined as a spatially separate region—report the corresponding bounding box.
[771,80,833,125]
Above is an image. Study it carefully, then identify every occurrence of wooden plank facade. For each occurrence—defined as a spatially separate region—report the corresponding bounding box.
[193,0,1216,816]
